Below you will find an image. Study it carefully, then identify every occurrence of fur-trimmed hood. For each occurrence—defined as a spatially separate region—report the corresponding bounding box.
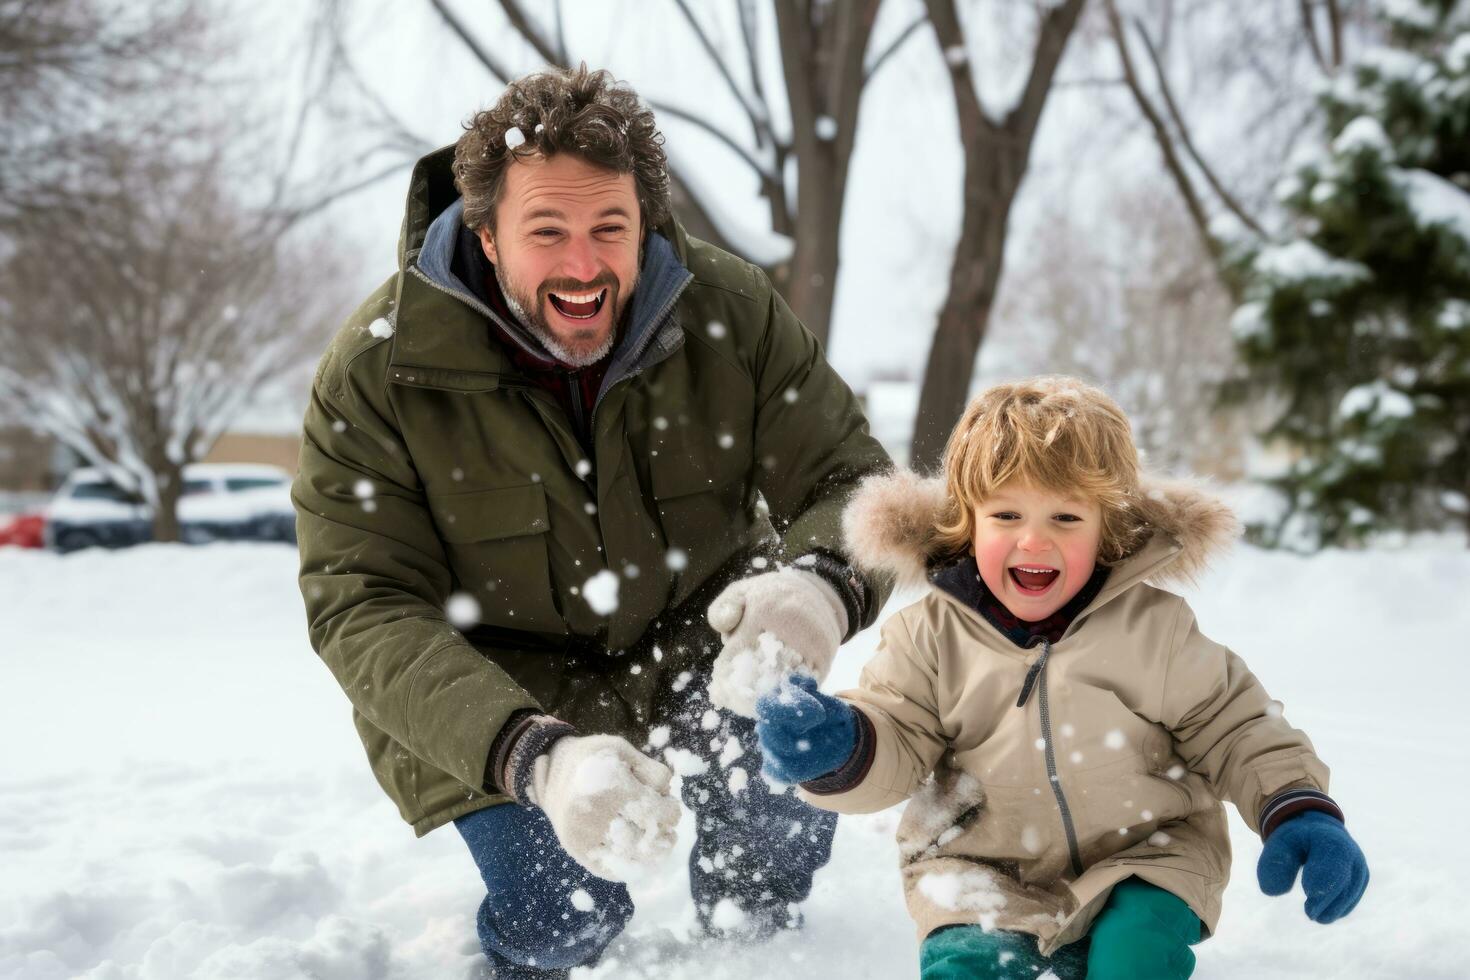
[841,468,1241,592]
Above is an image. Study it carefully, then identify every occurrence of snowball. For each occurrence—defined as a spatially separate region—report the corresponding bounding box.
[707,632,810,718]
[662,747,709,777]
[1103,730,1126,750]
[445,592,481,628]
[728,766,748,795]
[504,126,526,150]
[709,898,747,931]
[718,736,744,767]
[367,317,394,339]
[569,888,595,912]
[583,570,620,614]
[916,869,1007,929]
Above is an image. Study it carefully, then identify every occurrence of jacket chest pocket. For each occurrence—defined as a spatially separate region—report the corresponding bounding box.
[428,483,562,632]
[649,434,754,595]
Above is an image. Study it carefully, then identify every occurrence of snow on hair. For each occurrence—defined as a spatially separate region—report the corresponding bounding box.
[931,376,1148,565]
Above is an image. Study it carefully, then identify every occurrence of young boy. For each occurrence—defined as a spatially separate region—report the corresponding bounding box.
[754,378,1368,979]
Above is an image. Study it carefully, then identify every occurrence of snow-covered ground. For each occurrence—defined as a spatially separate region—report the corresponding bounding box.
[2,539,1468,979]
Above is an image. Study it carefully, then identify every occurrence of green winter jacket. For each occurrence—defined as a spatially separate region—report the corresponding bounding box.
[293,146,891,835]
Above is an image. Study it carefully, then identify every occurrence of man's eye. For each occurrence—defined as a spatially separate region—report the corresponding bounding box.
[595,225,626,236]
[533,229,561,239]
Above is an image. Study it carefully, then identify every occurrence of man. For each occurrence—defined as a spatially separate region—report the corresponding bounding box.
[293,66,890,979]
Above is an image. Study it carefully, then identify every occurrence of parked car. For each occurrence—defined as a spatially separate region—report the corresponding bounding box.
[45,464,297,552]
[0,512,45,549]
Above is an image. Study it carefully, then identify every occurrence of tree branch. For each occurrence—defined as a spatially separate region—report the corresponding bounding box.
[863,12,928,85]
[1298,0,1329,74]
[426,0,512,81]
[1104,0,1218,261]
[496,0,564,68]
[671,0,770,144]
[1133,16,1265,237]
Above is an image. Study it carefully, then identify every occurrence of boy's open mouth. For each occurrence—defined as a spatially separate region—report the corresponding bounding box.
[547,287,608,320]
[1009,566,1059,593]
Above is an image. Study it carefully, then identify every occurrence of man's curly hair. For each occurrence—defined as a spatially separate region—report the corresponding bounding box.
[453,65,672,234]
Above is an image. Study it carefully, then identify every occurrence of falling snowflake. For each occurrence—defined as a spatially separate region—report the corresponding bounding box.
[446,592,482,628]
[353,479,375,499]
[707,321,727,339]
[666,548,689,572]
[1104,730,1126,750]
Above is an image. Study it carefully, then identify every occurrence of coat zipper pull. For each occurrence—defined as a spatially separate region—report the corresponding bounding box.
[1015,639,1051,708]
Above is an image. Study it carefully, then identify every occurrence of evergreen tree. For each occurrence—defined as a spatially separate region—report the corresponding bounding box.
[1227,0,1470,548]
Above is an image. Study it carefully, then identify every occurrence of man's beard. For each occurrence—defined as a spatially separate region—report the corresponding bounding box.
[495,264,637,369]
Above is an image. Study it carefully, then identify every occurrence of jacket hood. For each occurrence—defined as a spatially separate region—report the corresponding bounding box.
[842,468,1240,592]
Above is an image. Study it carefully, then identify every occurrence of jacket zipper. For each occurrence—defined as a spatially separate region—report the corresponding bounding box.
[1018,638,1085,877]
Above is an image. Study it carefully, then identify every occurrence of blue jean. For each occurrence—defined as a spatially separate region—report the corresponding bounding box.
[455,610,837,977]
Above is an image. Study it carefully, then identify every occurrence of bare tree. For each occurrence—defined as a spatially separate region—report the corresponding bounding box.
[0,149,346,541]
[0,0,208,224]
[908,0,1089,470]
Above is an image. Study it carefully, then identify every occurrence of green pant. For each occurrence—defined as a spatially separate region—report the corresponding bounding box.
[919,878,1200,980]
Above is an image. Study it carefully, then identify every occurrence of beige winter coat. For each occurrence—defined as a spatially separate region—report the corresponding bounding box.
[803,471,1330,954]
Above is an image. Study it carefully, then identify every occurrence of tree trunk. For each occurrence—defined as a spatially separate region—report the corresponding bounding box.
[784,150,844,349]
[151,461,184,544]
[910,0,1086,471]
[910,139,1017,469]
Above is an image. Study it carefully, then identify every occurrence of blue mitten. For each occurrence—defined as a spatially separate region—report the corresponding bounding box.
[1257,811,1369,924]
[755,675,856,784]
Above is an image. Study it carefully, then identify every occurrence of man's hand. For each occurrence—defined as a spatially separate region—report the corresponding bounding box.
[528,734,682,882]
[754,675,858,784]
[1257,811,1369,923]
[705,567,847,717]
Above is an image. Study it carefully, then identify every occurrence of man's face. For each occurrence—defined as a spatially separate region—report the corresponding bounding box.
[971,480,1103,622]
[479,153,642,366]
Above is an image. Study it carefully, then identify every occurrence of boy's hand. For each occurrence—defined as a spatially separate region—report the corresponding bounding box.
[1257,811,1369,923]
[528,734,682,882]
[754,674,857,784]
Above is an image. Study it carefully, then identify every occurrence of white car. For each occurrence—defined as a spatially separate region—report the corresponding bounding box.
[45,463,296,552]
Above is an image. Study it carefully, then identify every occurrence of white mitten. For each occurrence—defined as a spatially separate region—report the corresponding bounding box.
[705,567,848,717]
[528,734,682,882]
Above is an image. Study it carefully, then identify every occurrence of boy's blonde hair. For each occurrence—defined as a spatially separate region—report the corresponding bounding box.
[933,377,1147,565]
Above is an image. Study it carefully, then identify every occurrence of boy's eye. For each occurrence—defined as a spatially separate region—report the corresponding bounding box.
[1055,514,1082,522]
[991,512,1019,521]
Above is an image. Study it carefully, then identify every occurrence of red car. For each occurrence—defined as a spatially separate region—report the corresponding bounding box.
[0,512,45,549]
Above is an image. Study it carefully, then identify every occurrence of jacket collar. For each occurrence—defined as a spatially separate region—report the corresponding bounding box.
[841,469,1242,602]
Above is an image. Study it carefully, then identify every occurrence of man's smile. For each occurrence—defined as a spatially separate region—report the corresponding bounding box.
[547,287,608,320]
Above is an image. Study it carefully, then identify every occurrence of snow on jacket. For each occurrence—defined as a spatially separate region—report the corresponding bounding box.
[292,145,891,837]
[802,469,1331,953]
